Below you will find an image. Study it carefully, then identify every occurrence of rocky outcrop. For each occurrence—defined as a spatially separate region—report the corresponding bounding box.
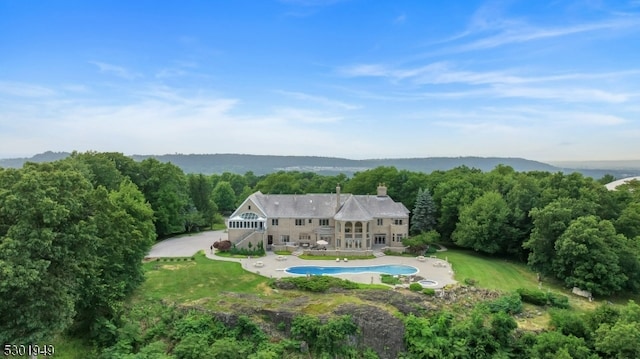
[335,304,406,359]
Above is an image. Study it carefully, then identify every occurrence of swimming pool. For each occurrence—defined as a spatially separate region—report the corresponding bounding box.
[285,264,418,276]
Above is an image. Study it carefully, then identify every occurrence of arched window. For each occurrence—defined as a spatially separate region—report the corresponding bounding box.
[240,212,259,220]
[345,222,353,233]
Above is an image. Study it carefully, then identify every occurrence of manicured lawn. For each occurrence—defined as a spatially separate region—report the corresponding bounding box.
[140,251,269,303]
[214,251,265,258]
[434,250,549,292]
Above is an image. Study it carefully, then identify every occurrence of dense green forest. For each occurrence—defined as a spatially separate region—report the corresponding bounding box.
[1,151,640,358]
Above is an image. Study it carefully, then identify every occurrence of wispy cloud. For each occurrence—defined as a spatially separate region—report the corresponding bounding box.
[0,81,57,97]
[429,2,640,55]
[90,61,141,80]
[394,14,406,24]
[272,107,344,124]
[456,19,639,52]
[276,90,361,110]
[0,82,365,157]
[340,61,637,103]
[492,85,631,103]
[428,106,628,130]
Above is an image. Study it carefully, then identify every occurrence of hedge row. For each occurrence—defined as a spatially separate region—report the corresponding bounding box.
[516,288,569,308]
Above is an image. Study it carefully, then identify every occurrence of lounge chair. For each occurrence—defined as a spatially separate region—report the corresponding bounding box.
[343,258,348,262]
[336,258,340,262]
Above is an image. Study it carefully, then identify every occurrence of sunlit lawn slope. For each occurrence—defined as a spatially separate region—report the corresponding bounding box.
[139,251,269,303]
[434,250,541,292]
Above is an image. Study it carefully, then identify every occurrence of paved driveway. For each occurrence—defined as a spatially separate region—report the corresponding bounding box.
[147,230,227,257]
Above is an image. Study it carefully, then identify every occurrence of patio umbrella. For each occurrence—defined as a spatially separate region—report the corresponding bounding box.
[316,239,329,245]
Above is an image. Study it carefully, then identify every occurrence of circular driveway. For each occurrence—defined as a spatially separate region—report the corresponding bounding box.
[147,230,227,257]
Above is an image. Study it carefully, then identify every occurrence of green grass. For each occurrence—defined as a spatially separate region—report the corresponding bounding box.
[383,251,415,257]
[212,223,227,230]
[434,250,554,292]
[274,250,291,255]
[214,251,265,258]
[380,274,402,285]
[48,336,97,359]
[140,251,269,303]
[151,257,194,262]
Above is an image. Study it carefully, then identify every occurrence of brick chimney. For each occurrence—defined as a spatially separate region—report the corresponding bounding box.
[336,184,341,212]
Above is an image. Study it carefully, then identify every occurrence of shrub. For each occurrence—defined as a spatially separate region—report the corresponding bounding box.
[517,288,548,306]
[215,240,232,251]
[547,293,570,309]
[487,293,523,314]
[422,288,436,296]
[516,288,570,308]
[276,276,359,292]
[380,274,401,285]
[464,278,478,286]
[409,283,423,292]
[228,243,265,256]
[549,309,588,338]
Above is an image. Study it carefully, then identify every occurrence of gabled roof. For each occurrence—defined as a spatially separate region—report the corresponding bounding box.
[352,195,410,218]
[236,191,410,220]
[334,195,373,221]
[229,191,267,219]
[252,193,339,218]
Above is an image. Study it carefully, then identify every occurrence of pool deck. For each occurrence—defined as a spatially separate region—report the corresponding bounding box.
[205,250,458,288]
[147,231,458,288]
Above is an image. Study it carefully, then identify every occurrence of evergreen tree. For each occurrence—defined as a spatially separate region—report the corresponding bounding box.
[410,188,437,234]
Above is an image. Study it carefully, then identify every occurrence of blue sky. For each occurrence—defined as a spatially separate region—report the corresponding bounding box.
[1,0,639,161]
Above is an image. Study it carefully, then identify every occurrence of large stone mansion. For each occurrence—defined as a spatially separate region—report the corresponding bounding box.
[227,184,410,253]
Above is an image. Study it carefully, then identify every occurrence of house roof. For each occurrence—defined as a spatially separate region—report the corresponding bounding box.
[334,195,372,221]
[605,176,640,190]
[235,191,409,220]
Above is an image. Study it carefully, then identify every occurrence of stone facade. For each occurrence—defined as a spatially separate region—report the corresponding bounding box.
[227,185,410,252]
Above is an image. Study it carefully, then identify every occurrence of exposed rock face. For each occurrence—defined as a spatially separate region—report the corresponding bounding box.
[334,304,406,359]
[355,289,433,316]
[167,285,504,358]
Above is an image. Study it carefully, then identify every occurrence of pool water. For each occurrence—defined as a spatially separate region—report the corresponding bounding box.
[419,279,438,287]
[285,264,418,276]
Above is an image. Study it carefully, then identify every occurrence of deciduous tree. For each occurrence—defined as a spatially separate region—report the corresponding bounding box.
[524,198,596,275]
[0,164,98,344]
[553,216,626,296]
[138,158,190,237]
[452,191,510,254]
[212,181,237,214]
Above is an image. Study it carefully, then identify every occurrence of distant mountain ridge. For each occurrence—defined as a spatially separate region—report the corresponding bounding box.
[1,151,639,179]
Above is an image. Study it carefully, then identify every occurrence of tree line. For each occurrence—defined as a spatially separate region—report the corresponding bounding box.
[2,151,639,346]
